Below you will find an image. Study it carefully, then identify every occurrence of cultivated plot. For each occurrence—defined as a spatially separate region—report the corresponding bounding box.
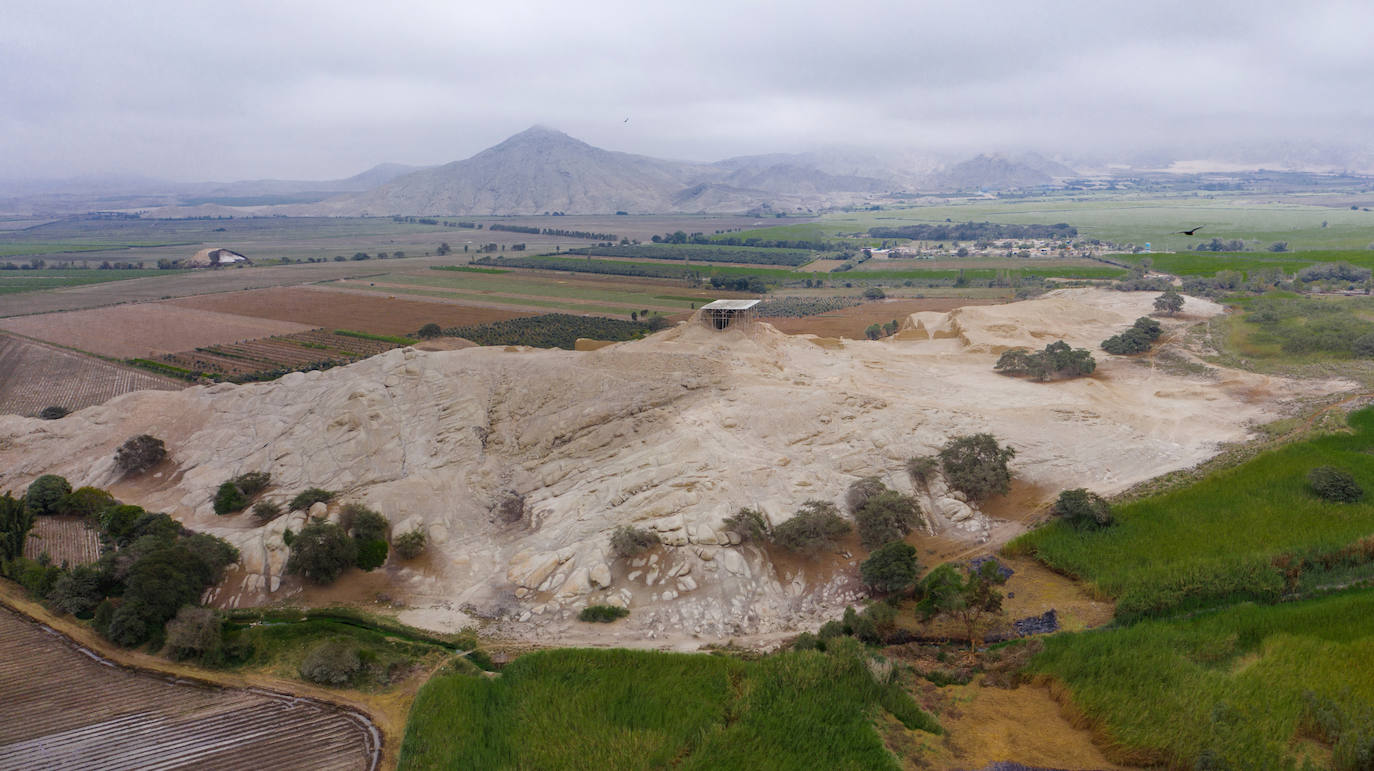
[0,304,312,358]
[0,334,182,416]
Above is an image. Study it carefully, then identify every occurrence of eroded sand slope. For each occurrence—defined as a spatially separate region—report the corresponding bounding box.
[0,290,1342,644]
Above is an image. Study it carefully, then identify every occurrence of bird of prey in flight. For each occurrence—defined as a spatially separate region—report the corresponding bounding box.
[1174,225,1205,236]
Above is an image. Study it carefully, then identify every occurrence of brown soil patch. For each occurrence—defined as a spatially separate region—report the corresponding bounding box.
[24,516,101,565]
[0,333,182,416]
[766,297,1004,338]
[0,304,312,358]
[921,679,1129,770]
[167,285,533,336]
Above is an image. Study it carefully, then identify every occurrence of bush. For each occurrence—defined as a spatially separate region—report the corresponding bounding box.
[417,322,443,339]
[995,340,1095,381]
[1154,289,1185,315]
[1102,317,1165,355]
[285,522,357,584]
[721,508,769,542]
[394,528,427,560]
[60,486,115,520]
[495,491,526,524]
[845,477,887,514]
[232,471,271,497]
[860,542,919,594]
[610,525,660,559]
[355,538,389,571]
[906,456,939,486]
[252,500,283,521]
[863,286,886,300]
[854,490,923,550]
[38,406,70,420]
[289,488,334,512]
[1051,488,1114,529]
[24,474,71,516]
[299,639,363,685]
[344,505,389,542]
[213,481,249,515]
[164,606,223,663]
[47,564,103,617]
[771,500,851,554]
[115,435,166,474]
[1309,466,1363,503]
[939,433,1016,502]
[578,604,630,623]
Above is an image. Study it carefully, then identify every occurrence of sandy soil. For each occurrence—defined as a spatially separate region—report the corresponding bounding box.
[765,297,1003,338]
[166,285,534,336]
[0,303,312,358]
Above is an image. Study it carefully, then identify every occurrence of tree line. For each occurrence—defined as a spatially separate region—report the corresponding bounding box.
[867,222,1077,241]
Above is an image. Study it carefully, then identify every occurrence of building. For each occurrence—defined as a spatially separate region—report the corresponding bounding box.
[184,248,251,268]
[699,299,759,330]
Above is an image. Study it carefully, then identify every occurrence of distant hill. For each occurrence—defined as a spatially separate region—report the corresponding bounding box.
[930,153,1070,191]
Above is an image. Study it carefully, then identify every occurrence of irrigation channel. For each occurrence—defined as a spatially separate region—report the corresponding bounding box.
[0,606,381,770]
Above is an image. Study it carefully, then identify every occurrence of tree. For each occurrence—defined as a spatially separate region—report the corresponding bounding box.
[24,475,71,517]
[860,542,919,594]
[863,287,886,300]
[115,435,166,474]
[1102,316,1164,355]
[721,508,769,542]
[289,488,334,512]
[845,477,887,514]
[854,490,923,550]
[939,433,1015,502]
[0,493,33,562]
[610,525,660,558]
[915,560,1009,650]
[1154,289,1184,316]
[47,564,103,617]
[355,539,388,571]
[771,500,851,554]
[905,456,939,488]
[864,324,882,340]
[164,606,223,663]
[252,500,283,521]
[994,341,1095,381]
[60,487,116,520]
[394,528,427,560]
[213,482,249,515]
[342,504,388,542]
[1269,241,1290,253]
[1308,466,1363,503]
[1050,488,1114,529]
[232,471,270,497]
[285,522,357,584]
[418,323,443,339]
[299,640,362,685]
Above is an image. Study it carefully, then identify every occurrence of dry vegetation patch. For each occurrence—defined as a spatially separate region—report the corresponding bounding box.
[0,304,312,358]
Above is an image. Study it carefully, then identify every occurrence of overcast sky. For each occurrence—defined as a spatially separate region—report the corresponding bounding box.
[4,0,1372,181]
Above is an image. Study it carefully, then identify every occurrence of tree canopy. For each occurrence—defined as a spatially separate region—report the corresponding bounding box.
[938,433,1016,502]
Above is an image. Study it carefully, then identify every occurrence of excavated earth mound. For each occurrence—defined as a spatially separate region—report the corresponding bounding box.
[0,290,1345,646]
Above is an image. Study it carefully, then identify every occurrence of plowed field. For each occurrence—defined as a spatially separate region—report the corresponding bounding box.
[765,297,1004,338]
[0,608,379,771]
[158,328,402,381]
[0,334,182,416]
[0,304,311,358]
[23,516,100,565]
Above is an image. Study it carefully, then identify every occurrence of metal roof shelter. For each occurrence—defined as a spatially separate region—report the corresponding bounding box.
[700,299,760,330]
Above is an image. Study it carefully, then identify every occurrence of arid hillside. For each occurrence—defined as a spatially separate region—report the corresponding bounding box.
[0,289,1342,645]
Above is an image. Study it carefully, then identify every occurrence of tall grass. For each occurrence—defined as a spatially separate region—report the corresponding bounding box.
[1011,408,1374,620]
[398,646,936,770]
[1031,589,1374,768]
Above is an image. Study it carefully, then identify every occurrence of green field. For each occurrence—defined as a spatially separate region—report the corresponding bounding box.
[1011,408,1374,621]
[1121,248,1374,277]
[1031,589,1374,768]
[398,645,936,770]
[0,268,191,294]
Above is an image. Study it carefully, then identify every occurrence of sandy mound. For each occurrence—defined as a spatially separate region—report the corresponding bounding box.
[0,289,1343,644]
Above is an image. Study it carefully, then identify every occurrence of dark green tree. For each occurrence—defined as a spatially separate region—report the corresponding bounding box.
[417,323,443,339]
[771,500,851,554]
[115,435,166,474]
[0,493,33,562]
[285,522,357,584]
[721,508,769,542]
[854,490,923,550]
[213,482,249,515]
[1051,488,1114,529]
[1154,289,1185,316]
[939,433,1015,502]
[915,560,1009,650]
[860,542,919,594]
[24,475,71,517]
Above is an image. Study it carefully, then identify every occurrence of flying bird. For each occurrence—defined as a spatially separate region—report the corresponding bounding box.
[1174,225,1205,236]
[624,116,630,123]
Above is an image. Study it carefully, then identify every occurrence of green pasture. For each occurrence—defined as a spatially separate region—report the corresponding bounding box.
[1031,589,1374,769]
[0,268,190,294]
[1011,407,1374,621]
[398,646,936,770]
[1121,248,1374,277]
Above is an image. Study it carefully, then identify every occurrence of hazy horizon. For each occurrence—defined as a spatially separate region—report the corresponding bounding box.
[5,0,1373,183]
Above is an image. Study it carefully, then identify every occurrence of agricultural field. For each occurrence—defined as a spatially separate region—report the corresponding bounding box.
[166,285,533,337]
[0,268,191,295]
[0,304,311,358]
[564,243,824,266]
[1121,247,1374,278]
[441,314,658,349]
[0,334,182,416]
[398,646,937,770]
[23,516,100,565]
[156,328,410,382]
[763,297,1004,338]
[0,607,379,770]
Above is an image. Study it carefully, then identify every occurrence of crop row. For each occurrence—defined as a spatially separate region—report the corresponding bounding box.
[151,329,407,382]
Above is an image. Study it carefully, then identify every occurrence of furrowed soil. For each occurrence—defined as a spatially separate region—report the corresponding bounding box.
[765,297,1004,338]
[0,334,182,416]
[23,516,100,565]
[0,303,312,358]
[166,285,535,336]
[0,605,379,771]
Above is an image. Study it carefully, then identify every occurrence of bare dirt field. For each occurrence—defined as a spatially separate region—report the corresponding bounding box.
[23,516,101,565]
[166,285,534,336]
[0,304,312,358]
[0,607,378,770]
[0,334,182,416]
[766,297,1004,338]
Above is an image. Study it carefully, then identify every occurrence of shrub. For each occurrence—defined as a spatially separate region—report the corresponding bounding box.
[578,604,630,623]
[289,488,334,512]
[845,477,887,514]
[417,322,443,339]
[863,286,886,300]
[771,500,851,554]
[47,564,103,617]
[0,493,33,562]
[495,491,526,524]
[24,475,71,516]
[100,504,145,542]
[299,639,363,685]
[1102,316,1165,355]
[855,490,923,550]
[1309,466,1363,503]
[355,538,389,571]
[1154,289,1185,315]
[38,406,70,420]
[906,456,939,487]
[60,486,116,520]
[164,606,223,663]
[1050,488,1114,529]
[995,340,1096,381]
[232,471,271,497]
[860,542,919,594]
[252,500,283,521]
[213,481,249,515]
[285,522,357,584]
[939,433,1015,502]
[394,528,427,560]
[721,508,769,542]
[344,505,389,542]
[610,525,660,559]
[115,435,166,474]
